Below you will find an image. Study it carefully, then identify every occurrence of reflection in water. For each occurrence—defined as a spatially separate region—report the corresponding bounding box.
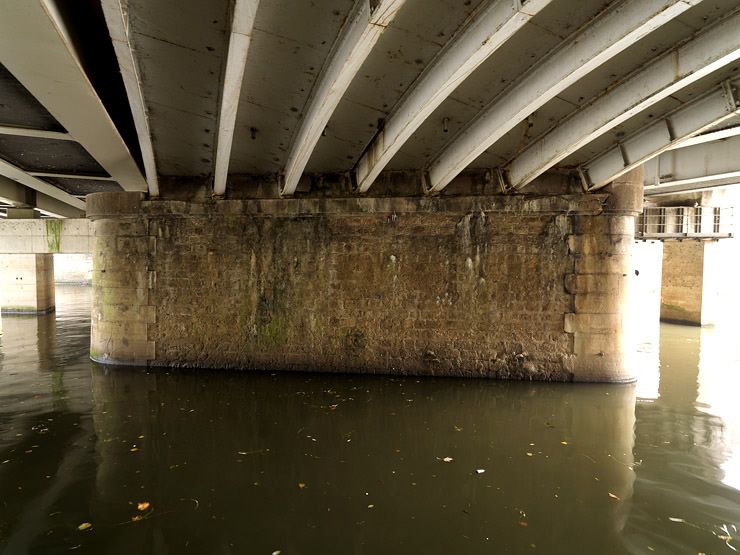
[0,288,738,553]
[623,324,740,553]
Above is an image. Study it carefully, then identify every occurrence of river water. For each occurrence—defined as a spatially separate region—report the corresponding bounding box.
[0,286,738,554]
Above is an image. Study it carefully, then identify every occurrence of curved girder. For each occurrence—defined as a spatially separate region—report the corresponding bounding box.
[424,0,701,194]
[506,9,740,191]
[212,0,260,196]
[644,133,740,195]
[353,0,554,194]
[102,0,161,197]
[280,0,405,197]
[581,78,740,190]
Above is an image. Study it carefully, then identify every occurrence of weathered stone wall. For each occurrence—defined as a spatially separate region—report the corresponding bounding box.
[88,184,640,382]
[660,241,704,325]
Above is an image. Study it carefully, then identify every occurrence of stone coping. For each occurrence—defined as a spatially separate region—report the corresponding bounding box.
[87,192,612,220]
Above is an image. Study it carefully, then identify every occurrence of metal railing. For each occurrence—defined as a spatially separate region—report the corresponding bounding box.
[636,206,734,239]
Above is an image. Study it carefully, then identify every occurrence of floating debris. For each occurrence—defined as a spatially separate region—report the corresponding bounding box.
[77,522,92,532]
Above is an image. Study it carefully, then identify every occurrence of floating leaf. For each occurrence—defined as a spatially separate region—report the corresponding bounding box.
[560,441,569,446]
[77,522,92,531]
[518,521,528,527]
[137,501,150,511]
[526,452,533,457]
[367,504,375,509]
[668,517,685,523]
[131,515,143,522]
[608,492,620,500]
[298,482,306,489]
[475,469,485,474]
[130,448,139,453]
[442,457,453,463]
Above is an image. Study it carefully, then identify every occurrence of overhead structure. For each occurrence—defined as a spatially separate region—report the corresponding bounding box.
[668,121,740,149]
[212,0,260,197]
[0,159,86,212]
[423,0,701,194]
[102,0,161,197]
[505,10,740,191]
[644,133,740,196]
[352,0,553,193]
[1,0,739,206]
[280,0,405,197]
[0,0,147,193]
[580,78,740,190]
[0,175,84,218]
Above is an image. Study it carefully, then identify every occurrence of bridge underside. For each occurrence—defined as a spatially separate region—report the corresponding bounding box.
[2,0,739,381]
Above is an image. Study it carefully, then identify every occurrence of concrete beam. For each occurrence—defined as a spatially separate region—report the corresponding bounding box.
[0,125,73,141]
[582,78,740,190]
[0,0,147,192]
[280,0,405,197]
[506,9,740,191]
[28,172,116,181]
[0,175,36,207]
[353,0,553,193]
[424,0,701,194]
[644,133,740,195]
[212,0,260,197]
[35,195,86,219]
[0,159,86,212]
[0,218,92,254]
[102,0,160,197]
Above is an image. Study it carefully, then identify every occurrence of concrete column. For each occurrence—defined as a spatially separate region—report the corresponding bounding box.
[0,208,55,315]
[660,241,704,325]
[661,237,740,327]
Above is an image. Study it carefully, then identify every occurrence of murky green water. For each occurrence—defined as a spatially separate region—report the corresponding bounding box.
[0,287,738,554]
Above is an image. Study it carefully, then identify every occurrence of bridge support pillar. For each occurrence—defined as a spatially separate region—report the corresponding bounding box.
[0,209,55,315]
[661,238,739,327]
[87,172,642,382]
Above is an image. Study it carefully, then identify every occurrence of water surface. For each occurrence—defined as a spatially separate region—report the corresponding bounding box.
[0,287,738,554]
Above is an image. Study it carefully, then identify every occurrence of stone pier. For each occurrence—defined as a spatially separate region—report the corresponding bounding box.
[87,171,642,382]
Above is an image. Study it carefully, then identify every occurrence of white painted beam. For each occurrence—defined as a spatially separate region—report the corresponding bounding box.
[28,172,117,181]
[101,0,160,197]
[582,78,740,189]
[281,0,405,197]
[212,0,260,197]
[35,194,86,218]
[0,0,147,192]
[0,159,86,211]
[643,134,740,196]
[424,0,701,194]
[669,123,740,149]
[507,10,740,190]
[0,176,34,207]
[0,126,73,141]
[353,0,553,193]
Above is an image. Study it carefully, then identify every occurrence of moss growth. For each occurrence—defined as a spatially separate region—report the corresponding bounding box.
[45,219,62,253]
[256,316,287,347]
